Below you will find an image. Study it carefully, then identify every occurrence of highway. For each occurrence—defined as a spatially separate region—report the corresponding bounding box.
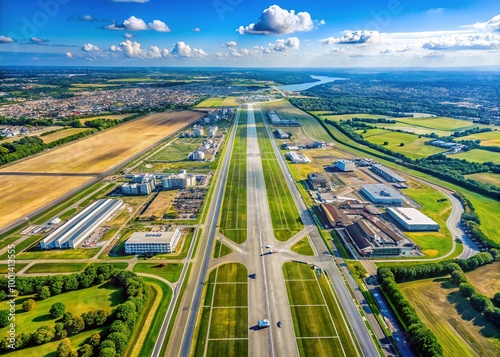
[258,107,380,357]
[165,107,241,357]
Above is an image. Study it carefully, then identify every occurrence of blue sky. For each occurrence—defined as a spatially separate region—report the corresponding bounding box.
[0,0,499,67]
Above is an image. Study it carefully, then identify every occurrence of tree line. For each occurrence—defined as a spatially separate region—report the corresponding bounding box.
[0,264,148,357]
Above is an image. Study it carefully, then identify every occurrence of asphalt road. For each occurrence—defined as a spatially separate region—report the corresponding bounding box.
[259,107,380,357]
[166,108,241,357]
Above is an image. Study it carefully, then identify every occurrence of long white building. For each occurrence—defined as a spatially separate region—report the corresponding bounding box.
[387,207,440,231]
[286,151,311,164]
[125,229,181,254]
[162,171,196,189]
[41,199,123,249]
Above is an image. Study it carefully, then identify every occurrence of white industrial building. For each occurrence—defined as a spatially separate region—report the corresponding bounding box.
[208,126,218,137]
[125,228,181,254]
[286,151,311,164]
[162,170,196,189]
[188,150,205,161]
[360,184,404,205]
[41,199,123,249]
[336,160,355,172]
[122,174,156,195]
[370,164,407,183]
[387,207,440,231]
[193,125,204,137]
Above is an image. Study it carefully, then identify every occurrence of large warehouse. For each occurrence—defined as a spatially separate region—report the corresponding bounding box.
[387,207,440,231]
[286,151,311,164]
[125,228,181,254]
[360,184,404,205]
[41,199,123,249]
[370,164,407,183]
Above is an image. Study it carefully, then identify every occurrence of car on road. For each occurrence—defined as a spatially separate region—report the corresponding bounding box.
[258,319,270,328]
[249,273,257,279]
[265,244,271,248]
[277,321,282,328]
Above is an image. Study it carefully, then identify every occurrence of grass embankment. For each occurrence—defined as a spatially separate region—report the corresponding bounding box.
[194,263,248,357]
[133,263,183,283]
[283,262,360,356]
[24,262,88,274]
[254,110,303,241]
[219,109,247,244]
[290,237,315,256]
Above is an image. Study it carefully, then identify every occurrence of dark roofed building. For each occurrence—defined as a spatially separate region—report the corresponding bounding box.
[307,172,331,190]
[321,203,351,227]
[273,129,290,139]
[345,222,373,255]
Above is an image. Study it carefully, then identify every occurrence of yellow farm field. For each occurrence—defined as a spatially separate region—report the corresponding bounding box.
[140,190,178,219]
[41,128,91,144]
[0,175,93,230]
[1,111,203,174]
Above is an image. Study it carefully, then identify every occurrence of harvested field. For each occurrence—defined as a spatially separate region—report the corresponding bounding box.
[466,172,500,187]
[0,111,203,174]
[140,190,178,220]
[465,261,500,298]
[0,175,92,230]
[41,128,91,144]
[78,113,135,124]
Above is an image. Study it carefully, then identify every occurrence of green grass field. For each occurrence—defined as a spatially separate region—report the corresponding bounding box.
[213,240,233,258]
[460,130,500,146]
[133,263,183,282]
[290,237,315,256]
[451,149,500,164]
[220,109,247,244]
[465,172,500,187]
[195,97,225,108]
[194,263,248,357]
[400,277,500,357]
[283,262,360,356]
[359,128,447,159]
[0,282,123,336]
[254,110,303,241]
[17,247,101,260]
[149,138,203,162]
[24,262,88,274]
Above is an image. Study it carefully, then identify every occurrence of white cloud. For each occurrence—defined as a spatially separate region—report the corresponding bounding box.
[82,43,99,51]
[226,41,238,47]
[0,35,14,43]
[30,37,48,45]
[467,14,500,33]
[323,30,383,45]
[149,20,171,32]
[110,0,149,2]
[426,8,444,14]
[422,33,500,50]
[270,37,300,51]
[148,46,162,58]
[237,5,314,35]
[110,45,121,52]
[163,48,170,57]
[106,16,148,30]
[124,33,133,38]
[193,27,201,32]
[66,52,73,58]
[119,40,144,57]
[171,41,207,57]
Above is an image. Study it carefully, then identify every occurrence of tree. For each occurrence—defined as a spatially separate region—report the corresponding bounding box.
[62,312,74,324]
[50,276,64,295]
[54,322,67,339]
[470,294,491,312]
[98,347,116,357]
[0,310,9,327]
[451,270,467,285]
[88,333,101,347]
[383,141,389,145]
[37,286,51,300]
[106,332,128,355]
[64,274,79,291]
[493,292,500,308]
[99,340,116,351]
[109,320,130,336]
[459,283,476,298]
[33,325,55,344]
[400,142,405,146]
[50,302,66,319]
[57,338,77,357]
[490,248,499,261]
[94,310,109,326]
[22,299,36,312]
[78,344,93,357]
[82,311,96,327]
[66,316,85,335]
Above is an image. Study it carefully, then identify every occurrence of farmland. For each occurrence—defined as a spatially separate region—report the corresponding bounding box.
[0,111,202,230]
[139,190,178,220]
[149,138,203,162]
[255,109,303,241]
[465,172,500,187]
[460,130,500,146]
[283,262,360,357]
[78,113,136,125]
[194,263,248,357]
[40,128,92,144]
[400,277,500,357]
[452,149,500,164]
[464,261,500,297]
[220,109,247,244]
[196,97,224,108]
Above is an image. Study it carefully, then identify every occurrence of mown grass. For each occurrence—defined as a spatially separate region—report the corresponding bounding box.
[205,340,248,357]
[133,262,183,283]
[220,109,247,244]
[452,149,500,164]
[290,237,315,256]
[400,277,500,357]
[213,240,233,258]
[465,172,500,187]
[460,130,500,146]
[24,262,88,274]
[195,97,225,107]
[16,247,101,261]
[254,110,303,241]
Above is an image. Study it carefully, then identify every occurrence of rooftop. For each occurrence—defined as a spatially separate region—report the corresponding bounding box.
[387,207,439,226]
[126,230,179,245]
[361,184,403,199]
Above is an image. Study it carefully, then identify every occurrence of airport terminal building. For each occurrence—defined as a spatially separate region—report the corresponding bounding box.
[125,229,181,254]
[387,207,440,231]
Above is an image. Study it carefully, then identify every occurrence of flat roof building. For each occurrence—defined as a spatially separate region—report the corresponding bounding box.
[162,171,196,189]
[387,207,440,231]
[336,160,355,172]
[273,129,290,139]
[41,199,123,249]
[125,228,181,254]
[371,164,407,183]
[361,184,404,205]
[286,151,311,164]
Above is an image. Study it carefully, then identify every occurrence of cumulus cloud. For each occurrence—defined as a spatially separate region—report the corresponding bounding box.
[66,52,73,58]
[193,27,201,32]
[270,37,300,51]
[110,45,121,52]
[422,33,500,50]
[82,43,99,51]
[226,41,238,47]
[237,5,314,35]
[467,14,500,33]
[0,35,14,43]
[124,33,133,38]
[322,30,382,45]
[171,41,207,57]
[148,20,171,32]
[30,37,48,45]
[106,16,148,30]
[117,40,170,59]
